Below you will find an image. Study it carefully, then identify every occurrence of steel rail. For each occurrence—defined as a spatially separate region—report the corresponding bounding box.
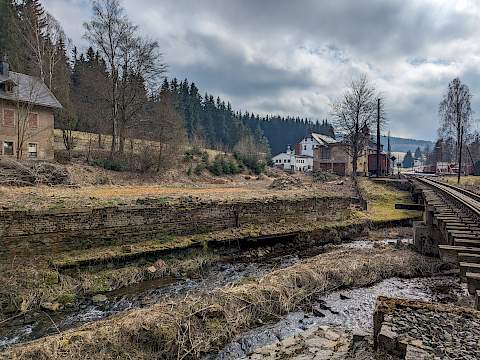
[414,176,480,219]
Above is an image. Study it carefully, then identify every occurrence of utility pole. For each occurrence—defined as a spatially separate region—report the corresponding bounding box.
[457,126,464,184]
[376,98,381,177]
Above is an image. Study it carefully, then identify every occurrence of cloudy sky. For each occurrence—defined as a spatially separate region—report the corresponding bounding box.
[43,0,480,140]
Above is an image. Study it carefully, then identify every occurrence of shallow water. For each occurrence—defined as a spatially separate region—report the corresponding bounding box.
[0,236,459,352]
[0,253,301,348]
[214,275,466,359]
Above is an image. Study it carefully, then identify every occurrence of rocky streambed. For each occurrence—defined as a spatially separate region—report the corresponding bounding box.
[212,275,465,359]
[0,235,464,356]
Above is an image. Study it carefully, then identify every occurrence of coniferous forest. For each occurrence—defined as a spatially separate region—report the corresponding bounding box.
[0,0,335,162]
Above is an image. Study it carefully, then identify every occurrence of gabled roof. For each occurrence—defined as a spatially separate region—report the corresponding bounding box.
[0,71,62,109]
[311,132,337,145]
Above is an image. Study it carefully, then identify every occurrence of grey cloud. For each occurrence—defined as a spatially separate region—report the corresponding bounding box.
[43,0,480,140]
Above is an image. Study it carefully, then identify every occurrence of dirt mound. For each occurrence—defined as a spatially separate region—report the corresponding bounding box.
[312,170,339,183]
[0,159,72,186]
[268,176,305,190]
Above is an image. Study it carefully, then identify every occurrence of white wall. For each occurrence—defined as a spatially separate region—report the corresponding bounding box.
[298,136,321,157]
[294,157,313,172]
[272,152,296,170]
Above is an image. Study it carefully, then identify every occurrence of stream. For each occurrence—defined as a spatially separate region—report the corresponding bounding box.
[213,274,466,359]
[0,237,465,352]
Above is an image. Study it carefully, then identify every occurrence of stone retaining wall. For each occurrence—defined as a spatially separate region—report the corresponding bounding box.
[0,195,355,257]
[374,296,480,359]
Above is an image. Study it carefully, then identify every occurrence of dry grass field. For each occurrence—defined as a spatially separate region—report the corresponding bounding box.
[0,170,354,211]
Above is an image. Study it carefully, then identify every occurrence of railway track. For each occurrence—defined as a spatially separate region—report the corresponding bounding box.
[414,177,480,301]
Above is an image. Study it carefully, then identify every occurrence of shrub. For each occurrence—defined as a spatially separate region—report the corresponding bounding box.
[194,163,206,175]
[201,151,209,164]
[234,153,266,175]
[208,155,241,176]
[91,158,127,172]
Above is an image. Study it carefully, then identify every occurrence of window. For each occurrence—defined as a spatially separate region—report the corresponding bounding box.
[3,141,14,155]
[288,159,291,163]
[28,143,37,158]
[303,145,307,150]
[28,113,38,128]
[3,109,14,127]
[320,147,331,160]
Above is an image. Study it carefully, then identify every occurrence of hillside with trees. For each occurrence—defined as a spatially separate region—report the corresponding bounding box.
[0,0,335,173]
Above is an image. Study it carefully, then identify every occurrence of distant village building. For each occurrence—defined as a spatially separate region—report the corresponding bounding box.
[272,145,313,172]
[0,61,62,161]
[273,128,390,176]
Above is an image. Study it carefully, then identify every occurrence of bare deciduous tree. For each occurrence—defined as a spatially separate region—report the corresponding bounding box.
[11,77,46,160]
[438,77,472,163]
[83,0,131,156]
[140,93,186,171]
[331,74,385,177]
[83,0,166,157]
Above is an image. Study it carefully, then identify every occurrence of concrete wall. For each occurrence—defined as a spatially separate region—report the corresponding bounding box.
[0,99,54,161]
[0,195,355,257]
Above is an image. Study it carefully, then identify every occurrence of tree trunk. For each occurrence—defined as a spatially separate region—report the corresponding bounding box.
[352,153,358,178]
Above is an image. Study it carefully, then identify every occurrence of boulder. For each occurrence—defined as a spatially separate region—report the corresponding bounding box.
[41,302,62,312]
[92,294,108,303]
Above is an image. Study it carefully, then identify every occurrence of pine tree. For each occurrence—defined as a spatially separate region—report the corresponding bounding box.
[403,151,414,168]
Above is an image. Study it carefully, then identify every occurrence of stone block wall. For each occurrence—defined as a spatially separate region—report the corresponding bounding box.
[0,195,355,257]
[374,297,480,359]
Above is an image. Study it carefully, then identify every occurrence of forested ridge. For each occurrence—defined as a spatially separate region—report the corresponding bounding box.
[0,0,335,160]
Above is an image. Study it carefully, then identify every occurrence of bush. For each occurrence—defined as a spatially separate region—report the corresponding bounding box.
[201,151,209,164]
[194,163,206,175]
[91,158,127,172]
[234,153,266,175]
[208,155,241,176]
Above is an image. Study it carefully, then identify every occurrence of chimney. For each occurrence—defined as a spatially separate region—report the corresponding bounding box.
[0,58,9,76]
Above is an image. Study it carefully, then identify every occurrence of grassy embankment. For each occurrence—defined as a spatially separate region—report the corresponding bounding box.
[1,246,447,360]
[441,175,480,187]
[0,179,420,323]
[357,178,422,224]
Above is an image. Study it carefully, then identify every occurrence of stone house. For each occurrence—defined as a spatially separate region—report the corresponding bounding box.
[313,136,387,176]
[0,61,62,161]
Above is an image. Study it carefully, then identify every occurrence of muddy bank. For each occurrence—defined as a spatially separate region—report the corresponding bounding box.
[0,252,303,348]
[0,241,449,360]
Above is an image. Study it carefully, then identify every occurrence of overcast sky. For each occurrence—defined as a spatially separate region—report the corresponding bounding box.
[43,0,480,140]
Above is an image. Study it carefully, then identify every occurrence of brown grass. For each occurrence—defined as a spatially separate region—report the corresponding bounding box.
[0,176,354,211]
[357,179,421,222]
[2,247,446,360]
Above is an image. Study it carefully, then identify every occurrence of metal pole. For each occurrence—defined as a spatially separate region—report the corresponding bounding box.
[376,98,381,177]
[458,126,464,184]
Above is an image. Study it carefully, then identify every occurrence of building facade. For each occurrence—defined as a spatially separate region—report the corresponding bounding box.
[0,61,61,161]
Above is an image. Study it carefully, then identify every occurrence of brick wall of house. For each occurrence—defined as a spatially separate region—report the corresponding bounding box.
[0,100,55,161]
[0,196,355,257]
